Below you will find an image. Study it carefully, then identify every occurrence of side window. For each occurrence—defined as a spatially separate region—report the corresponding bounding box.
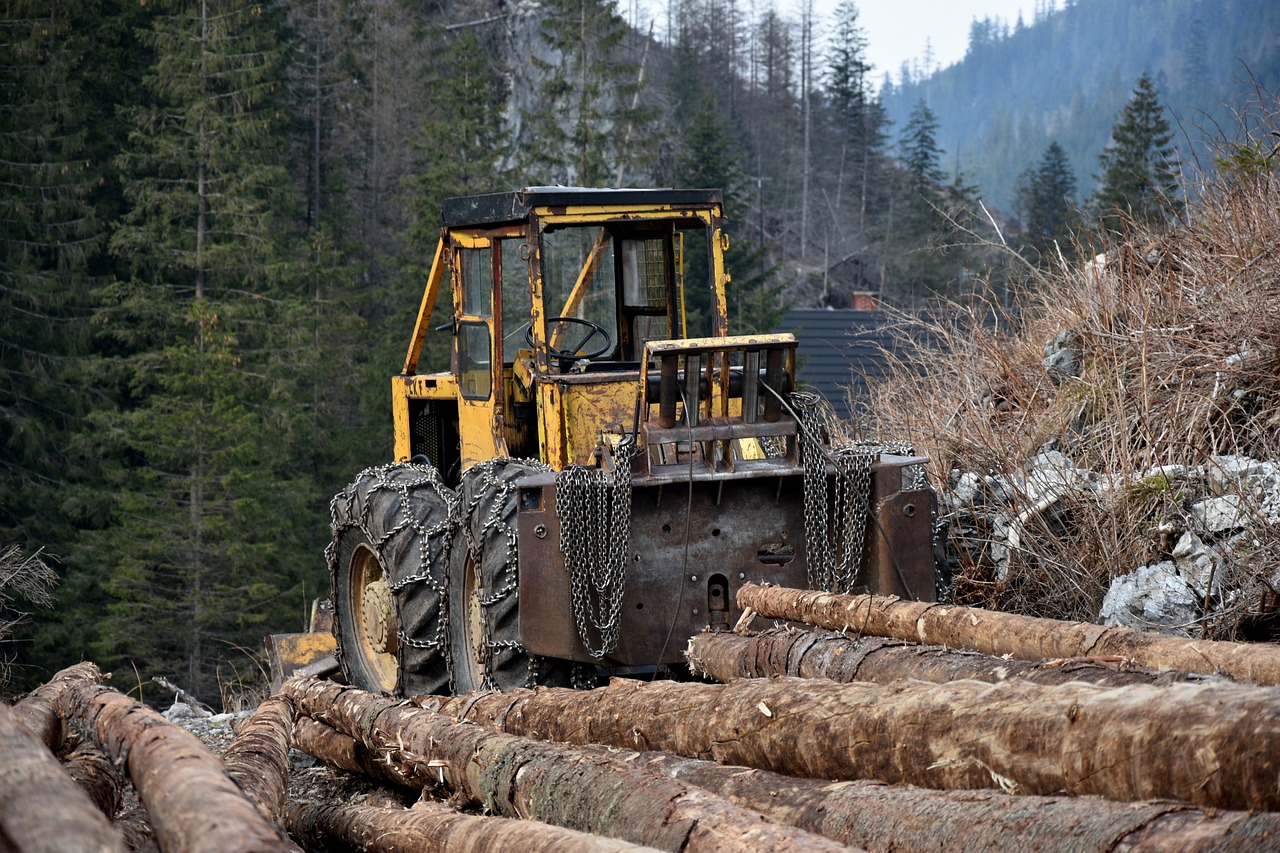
[457,322,492,400]
[460,247,493,317]
[500,240,530,363]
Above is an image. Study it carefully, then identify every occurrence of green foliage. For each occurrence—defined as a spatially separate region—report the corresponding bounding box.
[1016,141,1081,264]
[1092,73,1181,232]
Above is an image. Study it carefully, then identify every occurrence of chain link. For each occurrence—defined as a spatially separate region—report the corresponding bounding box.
[556,438,637,659]
[792,393,923,594]
[455,458,552,689]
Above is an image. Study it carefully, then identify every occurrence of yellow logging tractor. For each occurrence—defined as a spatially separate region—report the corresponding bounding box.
[269,187,937,696]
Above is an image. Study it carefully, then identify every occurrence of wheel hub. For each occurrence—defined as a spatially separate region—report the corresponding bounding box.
[361,578,398,655]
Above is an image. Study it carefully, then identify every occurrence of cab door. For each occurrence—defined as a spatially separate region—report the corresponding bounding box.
[452,234,505,468]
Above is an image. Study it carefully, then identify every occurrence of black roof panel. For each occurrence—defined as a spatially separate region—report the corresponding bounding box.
[441,187,723,227]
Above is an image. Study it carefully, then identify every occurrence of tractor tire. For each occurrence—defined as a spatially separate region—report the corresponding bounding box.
[329,462,455,696]
[447,458,574,693]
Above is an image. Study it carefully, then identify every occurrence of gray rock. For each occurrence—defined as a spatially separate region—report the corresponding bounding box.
[1191,494,1249,534]
[1043,329,1081,382]
[1170,531,1221,598]
[1099,562,1199,636]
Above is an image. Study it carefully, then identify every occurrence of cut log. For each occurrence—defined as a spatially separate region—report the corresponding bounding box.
[737,581,1280,685]
[619,749,1280,852]
[686,628,1211,688]
[287,797,664,853]
[283,677,854,853]
[63,740,124,819]
[115,805,159,853]
[11,662,105,751]
[222,696,294,824]
[59,681,293,853]
[293,715,416,788]
[0,701,127,852]
[430,675,1280,811]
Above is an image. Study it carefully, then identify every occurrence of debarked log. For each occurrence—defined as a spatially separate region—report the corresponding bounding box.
[430,675,1280,811]
[283,677,854,853]
[686,628,1212,688]
[618,749,1280,853]
[60,681,293,853]
[11,662,105,751]
[287,797,665,853]
[222,696,294,825]
[737,581,1280,685]
[0,702,127,853]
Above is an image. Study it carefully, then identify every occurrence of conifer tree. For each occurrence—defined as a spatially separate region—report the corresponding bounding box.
[1092,73,1181,232]
[1017,141,1079,264]
[0,0,103,546]
[826,0,890,232]
[85,0,319,699]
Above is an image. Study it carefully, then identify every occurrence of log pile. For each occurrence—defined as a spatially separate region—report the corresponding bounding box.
[6,582,1280,851]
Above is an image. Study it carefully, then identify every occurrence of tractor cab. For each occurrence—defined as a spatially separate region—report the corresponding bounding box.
[392,186,770,481]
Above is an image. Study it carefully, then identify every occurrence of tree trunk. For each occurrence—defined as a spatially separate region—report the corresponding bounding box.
[293,715,416,787]
[686,628,1210,688]
[59,682,293,853]
[282,677,853,853]
[62,741,123,819]
[431,675,1280,811]
[620,749,1280,853]
[0,702,127,853]
[736,582,1280,685]
[222,696,294,825]
[287,797,664,853]
[11,662,104,751]
[114,805,159,853]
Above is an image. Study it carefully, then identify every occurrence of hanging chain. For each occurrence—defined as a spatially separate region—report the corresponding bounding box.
[792,392,923,594]
[556,437,637,659]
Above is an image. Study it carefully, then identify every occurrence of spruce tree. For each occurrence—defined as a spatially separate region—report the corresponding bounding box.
[84,0,319,699]
[1019,141,1079,264]
[826,0,890,232]
[1092,73,1181,232]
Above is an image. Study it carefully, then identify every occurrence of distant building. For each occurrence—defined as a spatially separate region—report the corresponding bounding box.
[775,309,900,419]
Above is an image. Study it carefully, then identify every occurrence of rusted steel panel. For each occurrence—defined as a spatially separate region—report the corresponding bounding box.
[518,476,810,664]
[560,377,636,466]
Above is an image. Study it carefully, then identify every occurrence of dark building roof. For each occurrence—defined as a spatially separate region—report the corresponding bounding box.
[774,309,903,419]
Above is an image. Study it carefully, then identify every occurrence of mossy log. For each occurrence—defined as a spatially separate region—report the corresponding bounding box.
[0,701,127,853]
[620,749,1280,852]
[737,581,1280,684]
[60,681,293,853]
[686,627,1211,688]
[283,676,852,853]
[431,675,1280,811]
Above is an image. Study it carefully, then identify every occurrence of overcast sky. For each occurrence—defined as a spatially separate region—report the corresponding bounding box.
[851,0,1031,83]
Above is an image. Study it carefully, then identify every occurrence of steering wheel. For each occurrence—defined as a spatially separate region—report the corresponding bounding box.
[525,316,613,364]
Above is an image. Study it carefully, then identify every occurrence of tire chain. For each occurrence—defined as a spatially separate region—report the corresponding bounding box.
[327,462,457,668]
[455,457,553,689]
[556,437,638,659]
[792,392,925,594]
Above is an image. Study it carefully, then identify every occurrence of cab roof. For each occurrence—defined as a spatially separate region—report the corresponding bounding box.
[441,187,723,228]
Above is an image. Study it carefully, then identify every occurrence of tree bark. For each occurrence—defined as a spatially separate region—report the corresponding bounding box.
[431,675,1280,811]
[0,702,127,853]
[737,582,1280,685]
[222,696,294,825]
[293,715,416,787]
[114,805,159,853]
[621,749,1280,853]
[11,662,104,751]
[283,677,853,853]
[287,797,664,853]
[62,741,123,819]
[59,681,293,853]
[686,628,1211,688]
